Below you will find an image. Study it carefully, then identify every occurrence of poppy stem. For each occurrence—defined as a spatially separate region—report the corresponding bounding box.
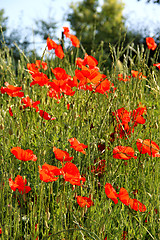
[112,161,123,180]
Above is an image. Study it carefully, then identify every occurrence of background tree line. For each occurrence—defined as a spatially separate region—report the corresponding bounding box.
[0,0,159,64]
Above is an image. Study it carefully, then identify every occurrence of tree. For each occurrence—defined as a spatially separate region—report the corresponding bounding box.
[96,0,125,44]
[67,0,126,53]
[34,19,57,40]
[137,0,160,3]
[0,9,30,62]
[0,9,8,44]
[67,0,99,51]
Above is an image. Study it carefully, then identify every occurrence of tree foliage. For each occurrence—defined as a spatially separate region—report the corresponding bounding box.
[67,0,126,53]
[0,9,8,43]
[0,9,30,61]
[34,19,57,40]
[137,0,160,3]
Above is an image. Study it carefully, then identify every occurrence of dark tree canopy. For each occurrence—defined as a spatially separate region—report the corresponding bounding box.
[67,0,126,54]
[137,0,160,3]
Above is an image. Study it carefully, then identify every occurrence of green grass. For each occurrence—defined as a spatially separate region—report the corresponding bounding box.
[0,37,160,240]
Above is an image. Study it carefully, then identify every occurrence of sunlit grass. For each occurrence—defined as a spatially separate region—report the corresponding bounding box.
[0,34,160,239]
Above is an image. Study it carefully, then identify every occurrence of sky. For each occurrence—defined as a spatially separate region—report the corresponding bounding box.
[1,0,160,53]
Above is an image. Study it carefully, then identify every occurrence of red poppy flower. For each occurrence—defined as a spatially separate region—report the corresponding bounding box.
[27,63,39,74]
[136,139,160,157]
[35,60,48,71]
[47,38,58,50]
[63,27,80,47]
[0,82,24,97]
[55,45,64,59]
[51,67,68,80]
[61,162,86,186]
[82,54,98,69]
[146,37,157,50]
[94,78,114,95]
[39,110,56,120]
[76,54,99,70]
[21,96,40,112]
[30,72,50,86]
[48,68,75,98]
[122,231,127,240]
[118,188,130,206]
[11,147,37,161]
[75,66,104,85]
[9,107,13,116]
[47,38,64,59]
[9,175,31,195]
[53,147,73,162]
[131,106,146,127]
[112,107,132,139]
[118,188,146,212]
[129,198,146,212]
[118,73,131,82]
[104,183,119,204]
[77,196,94,208]
[0,228,2,234]
[112,107,131,125]
[153,63,160,70]
[27,60,47,74]
[68,138,88,154]
[48,81,75,98]
[38,163,61,182]
[67,76,78,88]
[113,146,137,160]
[131,70,146,79]
[67,103,70,110]
[76,57,84,68]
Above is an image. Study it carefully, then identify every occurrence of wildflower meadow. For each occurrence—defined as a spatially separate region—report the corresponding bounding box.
[0,27,160,239]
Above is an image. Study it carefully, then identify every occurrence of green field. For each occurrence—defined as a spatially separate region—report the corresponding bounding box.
[0,31,160,239]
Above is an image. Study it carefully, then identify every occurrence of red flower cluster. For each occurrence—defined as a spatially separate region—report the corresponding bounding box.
[27,60,48,74]
[27,60,50,87]
[131,70,146,79]
[75,54,115,95]
[63,27,80,47]
[30,72,50,87]
[105,183,146,212]
[38,163,61,182]
[112,105,146,138]
[46,27,80,59]
[47,67,76,101]
[47,38,64,59]
[9,175,31,195]
[21,96,40,112]
[39,162,86,186]
[77,195,94,208]
[1,82,24,97]
[118,73,131,82]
